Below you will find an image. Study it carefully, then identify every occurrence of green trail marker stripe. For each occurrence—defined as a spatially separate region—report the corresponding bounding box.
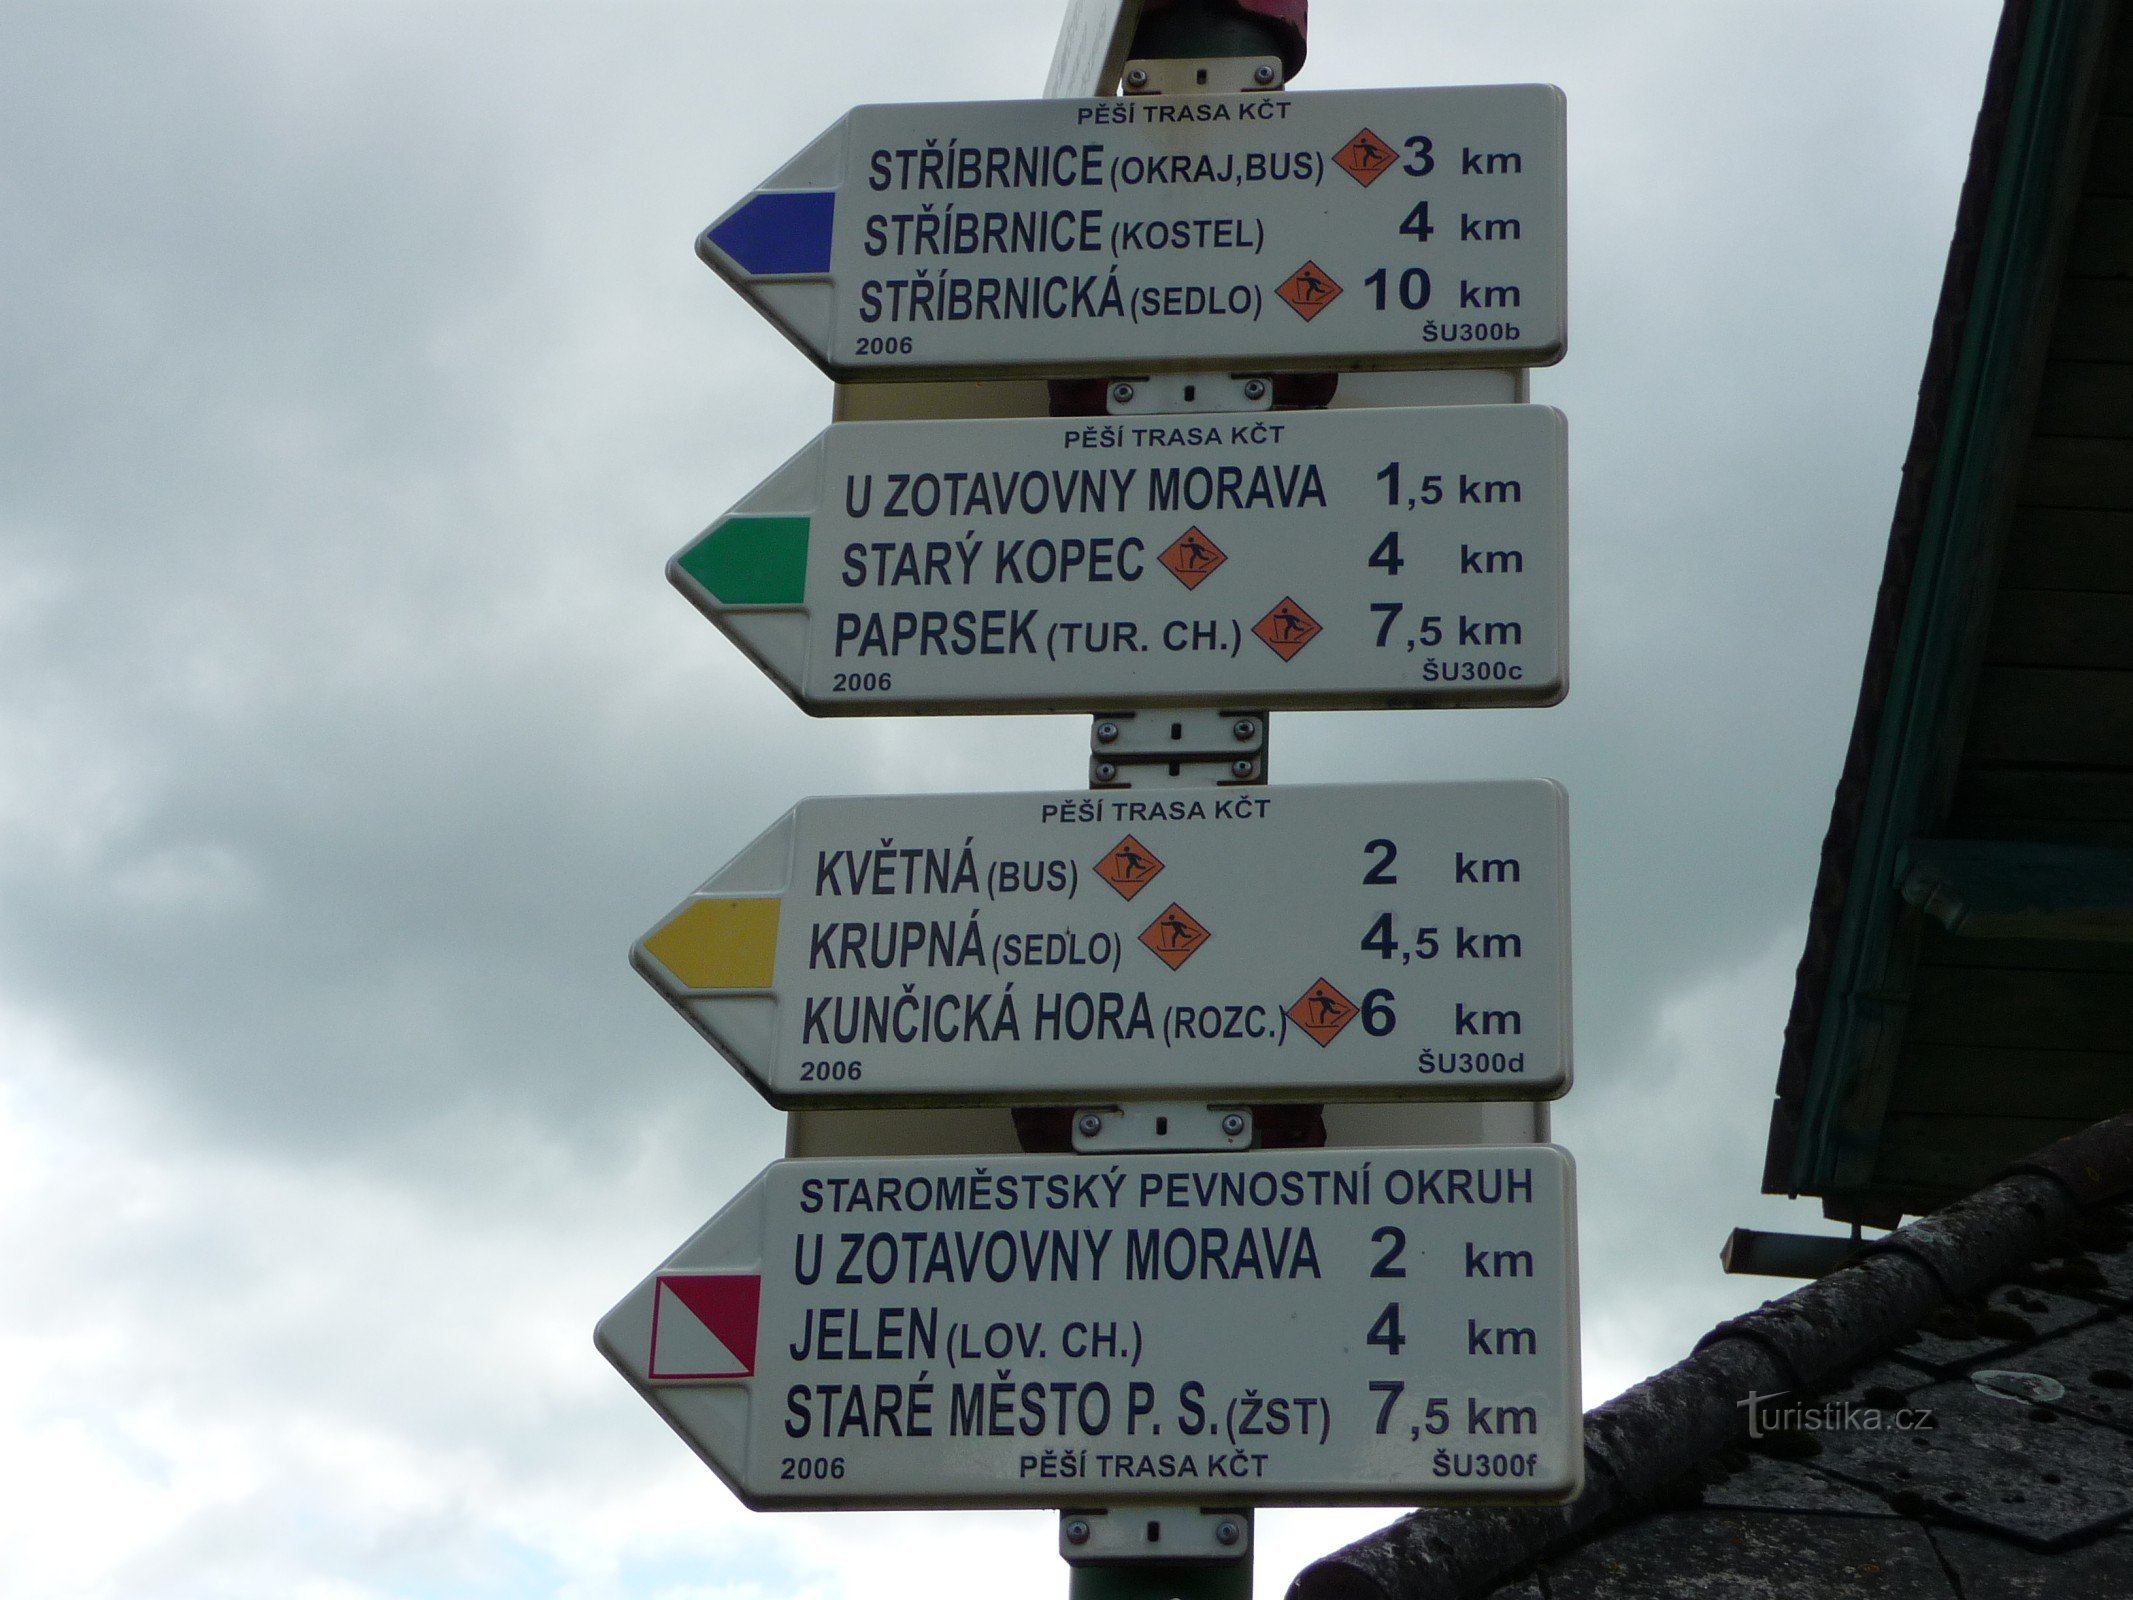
[677,516,810,605]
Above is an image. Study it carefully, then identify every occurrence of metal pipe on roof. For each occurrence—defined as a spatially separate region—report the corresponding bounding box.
[1719,1227,1864,1280]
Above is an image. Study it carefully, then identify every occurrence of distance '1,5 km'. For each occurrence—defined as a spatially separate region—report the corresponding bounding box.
[1365,457,1532,685]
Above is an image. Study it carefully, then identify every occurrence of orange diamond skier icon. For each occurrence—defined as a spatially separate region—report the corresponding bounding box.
[1253,597,1321,661]
[1094,835,1164,901]
[1158,526,1228,590]
[1275,261,1342,321]
[1288,979,1358,1047]
[1333,128,1398,186]
[1139,903,1211,970]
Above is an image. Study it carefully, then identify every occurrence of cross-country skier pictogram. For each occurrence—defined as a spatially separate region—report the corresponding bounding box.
[1287,979,1359,1046]
[1275,261,1344,321]
[1253,597,1323,661]
[1157,527,1229,590]
[1139,903,1211,970]
[1094,835,1165,900]
[1333,127,1398,186]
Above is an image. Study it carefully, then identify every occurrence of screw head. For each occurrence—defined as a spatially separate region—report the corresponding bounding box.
[1077,1113,1104,1139]
[1232,718,1257,741]
[1216,1518,1242,1545]
[1094,760,1118,783]
[1242,378,1268,401]
[1230,758,1254,779]
[1221,1112,1247,1138]
[1110,381,1136,405]
[1095,720,1120,744]
[1253,63,1277,85]
[1065,1518,1092,1545]
[1125,67,1149,89]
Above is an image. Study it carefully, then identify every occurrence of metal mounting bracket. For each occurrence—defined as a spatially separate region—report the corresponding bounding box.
[1105,374,1274,414]
[1071,1102,1252,1153]
[1121,55,1284,96]
[1090,709,1266,788]
[1060,1507,1253,1565]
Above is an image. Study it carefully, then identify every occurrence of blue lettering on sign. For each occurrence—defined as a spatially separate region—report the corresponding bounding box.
[705,190,837,277]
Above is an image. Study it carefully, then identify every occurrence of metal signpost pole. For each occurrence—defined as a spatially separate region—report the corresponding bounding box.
[1072,9,1281,1598]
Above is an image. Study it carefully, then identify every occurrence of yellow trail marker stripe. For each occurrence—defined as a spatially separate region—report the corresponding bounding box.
[642,898,780,990]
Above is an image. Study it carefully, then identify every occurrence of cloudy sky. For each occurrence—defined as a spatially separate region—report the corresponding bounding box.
[1,2,2003,1596]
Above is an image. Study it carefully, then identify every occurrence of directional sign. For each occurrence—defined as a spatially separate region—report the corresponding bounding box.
[597,1146,1582,1508]
[676,404,1566,714]
[633,782,1569,1106]
[699,86,1565,379]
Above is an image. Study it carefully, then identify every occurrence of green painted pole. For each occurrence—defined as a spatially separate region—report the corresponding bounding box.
[1070,1560,1255,1600]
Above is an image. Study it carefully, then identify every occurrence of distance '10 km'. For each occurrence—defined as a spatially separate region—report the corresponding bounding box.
[699,84,1566,378]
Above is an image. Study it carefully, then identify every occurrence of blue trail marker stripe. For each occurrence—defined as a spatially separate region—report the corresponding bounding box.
[706,191,835,277]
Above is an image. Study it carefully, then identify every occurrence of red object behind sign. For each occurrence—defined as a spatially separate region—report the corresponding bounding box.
[1137,0,1307,77]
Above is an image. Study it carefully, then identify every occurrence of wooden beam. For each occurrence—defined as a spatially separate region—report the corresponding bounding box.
[2051,278,2133,361]
[1906,961,2133,1048]
[1967,664,2133,764]
[1999,505,2133,592]
[1889,1042,2133,1118]
[2029,358,2133,437]
[2017,433,2133,507]
[1901,836,2133,937]
[1873,1111,2093,1190]
[1987,588,2133,669]
[1950,766,2133,841]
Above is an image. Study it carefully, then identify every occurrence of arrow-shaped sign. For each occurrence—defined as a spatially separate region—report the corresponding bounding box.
[675,404,1567,715]
[598,1146,1583,1509]
[699,86,1566,380]
[633,782,1571,1107]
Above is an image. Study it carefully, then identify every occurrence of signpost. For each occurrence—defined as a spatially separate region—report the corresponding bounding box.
[675,404,1567,714]
[611,7,1586,1582]
[699,86,1566,380]
[597,1146,1581,1508]
[633,782,1570,1106]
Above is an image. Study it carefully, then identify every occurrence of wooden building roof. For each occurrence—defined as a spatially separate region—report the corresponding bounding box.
[1291,1117,2133,1599]
[1767,0,2133,1225]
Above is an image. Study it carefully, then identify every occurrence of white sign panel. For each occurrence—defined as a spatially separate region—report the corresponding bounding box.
[700,86,1565,379]
[597,1146,1582,1508]
[633,783,1569,1106]
[675,405,1567,714]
